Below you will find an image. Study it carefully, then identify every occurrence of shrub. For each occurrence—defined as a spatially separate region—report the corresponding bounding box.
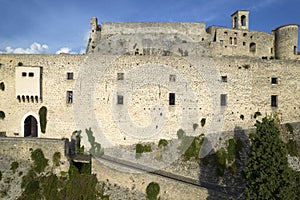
[0,82,4,91]
[10,161,19,173]
[158,139,168,148]
[287,139,299,157]
[38,106,47,133]
[146,182,160,200]
[135,144,152,159]
[53,152,61,167]
[285,123,294,134]
[31,149,48,173]
[0,111,5,119]
[183,135,204,161]
[216,148,227,177]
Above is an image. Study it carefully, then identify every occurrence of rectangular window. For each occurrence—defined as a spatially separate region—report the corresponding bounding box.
[271,95,278,107]
[220,40,223,46]
[221,76,227,82]
[221,94,227,106]
[117,95,124,104]
[117,73,124,80]
[22,72,27,77]
[271,77,278,84]
[28,72,34,77]
[67,72,74,80]
[169,93,175,105]
[169,74,176,82]
[67,91,73,104]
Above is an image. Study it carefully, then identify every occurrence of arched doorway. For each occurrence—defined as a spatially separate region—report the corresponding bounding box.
[24,115,38,137]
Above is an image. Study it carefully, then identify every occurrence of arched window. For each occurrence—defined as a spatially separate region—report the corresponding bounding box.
[241,15,246,26]
[250,42,256,53]
[234,17,238,28]
[229,37,233,45]
[294,46,297,55]
[234,37,237,45]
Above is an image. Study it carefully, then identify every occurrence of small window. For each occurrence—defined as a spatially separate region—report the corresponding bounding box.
[117,73,124,80]
[28,72,34,77]
[294,46,297,55]
[67,72,74,80]
[221,76,227,82]
[234,37,237,45]
[271,48,273,54]
[224,31,228,35]
[241,15,246,26]
[117,95,123,105]
[250,42,256,53]
[220,40,223,46]
[220,94,227,106]
[67,91,73,104]
[229,37,233,45]
[169,75,176,82]
[271,77,278,84]
[243,42,246,46]
[169,93,175,105]
[271,95,278,107]
[243,33,247,37]
[233,17,237,28]
[22,72,27,77]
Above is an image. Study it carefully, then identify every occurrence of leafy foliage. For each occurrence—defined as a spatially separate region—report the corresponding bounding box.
[86,128,102,156]
[286,139,299,157]
[158,139,168,148]
[216,148,227,177]
[136,143,152,158]
[244,116,298,200]
[53,152,61,167]
[38,106,47,133]
[182,135,205,161]
[285,123,294,134]
[146,182,160,200]
[10,161,19,173]
[31,149,48,173]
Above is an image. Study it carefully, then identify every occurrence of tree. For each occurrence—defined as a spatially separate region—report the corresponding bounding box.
[244,116,297,199]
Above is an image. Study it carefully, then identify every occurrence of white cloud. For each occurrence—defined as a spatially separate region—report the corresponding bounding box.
[56,47,74,54]
[0,42,49,54]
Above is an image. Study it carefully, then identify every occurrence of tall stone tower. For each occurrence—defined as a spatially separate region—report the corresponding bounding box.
[231,10,249,30]
[273,24,299,59]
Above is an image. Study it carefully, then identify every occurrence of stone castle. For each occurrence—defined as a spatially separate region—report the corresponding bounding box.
[0,10,299,149]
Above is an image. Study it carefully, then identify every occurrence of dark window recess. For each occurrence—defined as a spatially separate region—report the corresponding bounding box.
[250,42,256,53]
[22,72,27,77]
[67,72,74,80]
[67,91,73,104]
[271,95,278,107]
[117,95,123,104]
[117,73,124,80]
[169,93,175,105]
[221,76,227,82]
[241,15,246,26]
[28,72,34,77]
[221,94,227,106]
[169,75,176,82]
[271,77,278,84]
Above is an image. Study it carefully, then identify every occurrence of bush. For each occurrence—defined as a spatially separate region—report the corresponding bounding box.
[158,139,168,148]
[10,161,19,173]
[193,123,199,130]
[146,182,160,200]
[53,152,61,167]
[285,123,294,134]
[31,149,48,173]
[38,106,47,133]
[287,139,299,157]
[182,135,204,161]
[216,148,227,177]
[136,144,152,159]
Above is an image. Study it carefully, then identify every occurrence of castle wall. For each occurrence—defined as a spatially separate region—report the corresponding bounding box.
[0,54,85,138]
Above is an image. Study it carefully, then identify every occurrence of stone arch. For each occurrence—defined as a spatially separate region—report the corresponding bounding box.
[21,112,40,137]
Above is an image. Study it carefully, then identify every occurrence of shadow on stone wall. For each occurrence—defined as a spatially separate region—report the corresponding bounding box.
[199,126,250,199]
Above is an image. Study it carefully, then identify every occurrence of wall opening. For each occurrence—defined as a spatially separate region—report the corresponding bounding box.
[24,115,38,137]
[233,17,237,29]
[271,95,278,107]
[67,91,73,104]
[117,95,124,105]
[250,42,256,53]
[294,46,297,55]
[241,15,246,26]
[169,93,175,105]
[220,94,227,106]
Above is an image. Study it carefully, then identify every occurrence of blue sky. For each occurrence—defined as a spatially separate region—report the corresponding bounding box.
[0,0,299,54]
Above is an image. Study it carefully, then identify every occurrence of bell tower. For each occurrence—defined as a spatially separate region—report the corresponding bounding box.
[231,10,249,30]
